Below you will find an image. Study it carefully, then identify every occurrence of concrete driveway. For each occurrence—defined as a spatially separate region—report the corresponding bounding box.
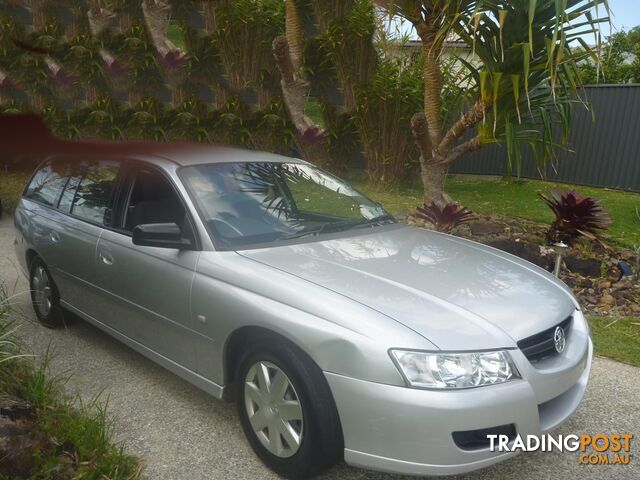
[0,216,638,480]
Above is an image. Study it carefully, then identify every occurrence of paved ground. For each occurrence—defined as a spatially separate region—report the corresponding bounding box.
[0,216,638,480]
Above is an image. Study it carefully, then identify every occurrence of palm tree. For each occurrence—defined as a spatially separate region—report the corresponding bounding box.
[377,0,609,204]
[272,0,333,168]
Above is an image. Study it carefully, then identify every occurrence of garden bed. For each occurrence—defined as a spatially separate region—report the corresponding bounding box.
[0,300,143,480]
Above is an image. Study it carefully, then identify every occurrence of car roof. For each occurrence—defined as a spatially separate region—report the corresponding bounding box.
[46,139,303,167]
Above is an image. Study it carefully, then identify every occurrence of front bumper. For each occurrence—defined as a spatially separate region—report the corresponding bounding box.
[325,335,593,476]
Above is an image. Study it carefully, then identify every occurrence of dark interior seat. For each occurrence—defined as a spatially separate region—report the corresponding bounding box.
[125,170,186,231]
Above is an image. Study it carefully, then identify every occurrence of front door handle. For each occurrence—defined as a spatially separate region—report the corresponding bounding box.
[98,251,114,266]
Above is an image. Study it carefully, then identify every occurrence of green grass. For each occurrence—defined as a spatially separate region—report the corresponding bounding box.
[0,287,143,479]
[350,174,640,249]
[166,21,186,51]
[588,316,640,367]
[0,171,28,213]
[305,98,325,128]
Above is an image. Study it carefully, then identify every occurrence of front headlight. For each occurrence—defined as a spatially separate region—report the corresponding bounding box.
[390,349,520,389]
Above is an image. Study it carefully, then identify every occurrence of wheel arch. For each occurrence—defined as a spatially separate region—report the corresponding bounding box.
[25,248,39,271]
[223,326,334,401]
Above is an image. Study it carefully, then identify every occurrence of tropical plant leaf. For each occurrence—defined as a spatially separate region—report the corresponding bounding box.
[538,190,612,244]
[416,201,474,233]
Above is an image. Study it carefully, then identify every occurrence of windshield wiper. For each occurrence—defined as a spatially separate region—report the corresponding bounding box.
[279,224,330,240]
[350,214,397,229]
[279,215,396,241]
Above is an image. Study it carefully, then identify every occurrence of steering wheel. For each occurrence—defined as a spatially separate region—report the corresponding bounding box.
[209,217,243,237]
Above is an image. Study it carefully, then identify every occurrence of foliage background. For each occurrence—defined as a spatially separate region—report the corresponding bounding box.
[0,0,432,184]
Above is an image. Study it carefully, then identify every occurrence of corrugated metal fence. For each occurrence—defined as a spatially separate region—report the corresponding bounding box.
[449,84,640,192]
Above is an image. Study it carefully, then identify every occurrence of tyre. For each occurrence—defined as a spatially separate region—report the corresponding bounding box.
[29,257,65,328]
[235,335,343,479]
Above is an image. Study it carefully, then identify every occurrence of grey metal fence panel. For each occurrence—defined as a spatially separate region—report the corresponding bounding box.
[449,85,640,192]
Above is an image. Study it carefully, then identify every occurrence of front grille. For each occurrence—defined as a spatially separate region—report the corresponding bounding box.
[452,424,516,450]
[517,316,572,363]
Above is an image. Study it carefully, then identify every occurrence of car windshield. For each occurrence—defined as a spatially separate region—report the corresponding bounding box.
[180,162,395,250]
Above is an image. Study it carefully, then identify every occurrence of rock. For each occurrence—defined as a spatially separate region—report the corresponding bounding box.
[581,278,593,288]
[584,295,598,304]
[563,276,579,288]
[598,281,611,289]
[598,293,615,307]
[613,283,631,292]
[0,413,35,477]
[469,220,504,236]
[564,256,602,277]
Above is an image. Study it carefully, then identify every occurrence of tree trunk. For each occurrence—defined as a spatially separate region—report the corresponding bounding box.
[421,42,443,149]
[285,0,304,71]
[141,0,176,56]
[420,161,450,206]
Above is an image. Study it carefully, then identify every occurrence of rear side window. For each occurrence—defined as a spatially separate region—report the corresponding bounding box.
[58,173,82,213]
[69,161,120,225]
[24,160,70,207]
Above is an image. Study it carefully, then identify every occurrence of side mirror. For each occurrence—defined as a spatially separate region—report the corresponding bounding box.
[132,223,193,250]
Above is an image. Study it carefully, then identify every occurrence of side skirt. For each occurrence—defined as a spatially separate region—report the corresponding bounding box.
[60,300,226,400]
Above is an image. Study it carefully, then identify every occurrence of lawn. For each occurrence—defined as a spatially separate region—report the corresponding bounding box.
[350,174,640,249]
[588,316,640,367]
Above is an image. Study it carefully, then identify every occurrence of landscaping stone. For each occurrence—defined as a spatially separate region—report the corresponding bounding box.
[598,293,616,307]
[0,401,36,478]
[469,220,504,235]
[564,256,602,277]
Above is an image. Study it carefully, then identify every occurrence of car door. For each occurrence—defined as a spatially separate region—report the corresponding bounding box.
[94,163,199,371]
[19,158,74,282]
[53,158,123,318]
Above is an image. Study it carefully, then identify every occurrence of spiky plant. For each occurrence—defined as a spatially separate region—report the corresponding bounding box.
[416,201,473,233]
[538,191,612,245]
[378,0,609,205]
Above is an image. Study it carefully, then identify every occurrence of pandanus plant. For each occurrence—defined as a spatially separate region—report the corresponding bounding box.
[538,190,612,245]
[376,0,609,205]
[416,202,474,233]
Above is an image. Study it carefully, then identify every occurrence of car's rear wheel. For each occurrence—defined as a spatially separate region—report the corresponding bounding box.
[29,257,64,328]
[235,336,343,479]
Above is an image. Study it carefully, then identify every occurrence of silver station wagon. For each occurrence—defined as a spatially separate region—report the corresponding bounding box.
[14,142,592,478]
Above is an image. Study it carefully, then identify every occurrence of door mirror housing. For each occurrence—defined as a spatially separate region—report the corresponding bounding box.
[132,223,193,250]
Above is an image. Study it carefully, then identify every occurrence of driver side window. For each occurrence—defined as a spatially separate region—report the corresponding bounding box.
[123,168,192,239]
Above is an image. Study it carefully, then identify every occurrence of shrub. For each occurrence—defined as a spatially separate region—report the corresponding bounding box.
[416,201,474,233]
[538,190,612,245]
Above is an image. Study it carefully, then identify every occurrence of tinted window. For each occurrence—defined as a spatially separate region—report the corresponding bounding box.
[24,160,71,207]
[58,173,82,213]
[70,161,120,225]
[123,169,187,233]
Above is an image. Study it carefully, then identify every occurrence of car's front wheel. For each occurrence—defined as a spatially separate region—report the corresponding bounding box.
[29,257,65,328]
[235,336,343,479]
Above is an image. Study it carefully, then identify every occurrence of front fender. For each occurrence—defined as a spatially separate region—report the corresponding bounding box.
[190,251,434,386]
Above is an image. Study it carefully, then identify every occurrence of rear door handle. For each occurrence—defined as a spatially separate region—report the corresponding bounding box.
[49,231,60,243]
[98,251,114,266]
